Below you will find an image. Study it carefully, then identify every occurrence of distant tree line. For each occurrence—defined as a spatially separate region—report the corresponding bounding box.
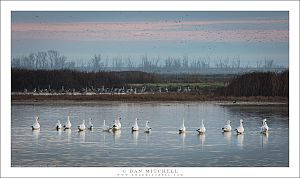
[12,69,289,98]
[11,69,159,92]
[225,70,288,97]
[12,50,76,70]
[12,50,286,74]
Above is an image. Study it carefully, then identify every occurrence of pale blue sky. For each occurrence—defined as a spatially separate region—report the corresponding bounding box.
[11,11,289,67]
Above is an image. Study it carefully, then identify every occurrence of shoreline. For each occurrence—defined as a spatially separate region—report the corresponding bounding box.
[11,93,289,105]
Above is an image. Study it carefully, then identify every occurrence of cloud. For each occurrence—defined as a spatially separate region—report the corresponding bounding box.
[12,19,288,42]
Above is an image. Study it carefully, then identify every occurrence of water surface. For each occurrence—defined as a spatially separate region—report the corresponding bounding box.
[11,101,289,167]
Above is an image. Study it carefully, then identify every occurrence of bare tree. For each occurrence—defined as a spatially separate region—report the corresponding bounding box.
[47,50,58,69]
[91,54,102,71]
[56,56,66,69]
[20,53,35,69]
[264,58,274,69]
[12,57,21,68]
[182,55,189,70]
[35,51,48,69]
[126,56,134,70]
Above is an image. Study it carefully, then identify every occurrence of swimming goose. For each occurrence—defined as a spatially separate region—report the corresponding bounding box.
[197,120,206,134]
[87,118,93,130]
[102,120,110,131]
[144,121,151,133]
[63,116,72,129]
[235,119,244,134]
[31,116,40,130]
[260,119,269,133]
[77,120,86,131]
[111,117,122,131]
[222,120,232,132]
[56,120,62,130]
[132,118,139,131]
[179,118,186,134]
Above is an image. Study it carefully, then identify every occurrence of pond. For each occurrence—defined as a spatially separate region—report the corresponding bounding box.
[11,101,289,167]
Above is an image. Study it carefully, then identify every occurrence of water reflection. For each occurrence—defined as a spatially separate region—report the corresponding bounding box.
[57,129,62,139]
[89,129,94,141]
[198,133,205,151]
[261,132,269,149]
[113,130,121,143]
[222,132,232,143]
[66,129,71,143]
[224,105,289,118]
[32,129,40,142]
[236,134,244,149]
[145,131,150,144]
[132,131,139,145]
[78,131,85,143]
[180,133,186,149]
[103,131,107,144]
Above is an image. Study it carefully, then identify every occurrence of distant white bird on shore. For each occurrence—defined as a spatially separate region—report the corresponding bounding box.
[102,120,110,131]
[144,121,151,133]
[179,118,186,134]
[87,118,93,130]
[31,116,40,130]
[56,120,62,130]
[222,120,232,132]
[197,120,206,134]
[132,118,139,131]
[63,116,72,129]
[260,119,269,133]
[78,120,86,131]
[235,119,244,134]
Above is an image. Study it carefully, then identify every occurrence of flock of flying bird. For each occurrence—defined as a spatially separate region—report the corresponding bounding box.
[31,116,269,134]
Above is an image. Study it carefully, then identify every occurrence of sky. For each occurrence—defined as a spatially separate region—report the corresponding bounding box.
[11,11,289,67]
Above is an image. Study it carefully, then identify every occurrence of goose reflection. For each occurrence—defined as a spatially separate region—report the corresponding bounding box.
[57,129,62,139]
[113,130,121,143]
[198,133,206,151]
[222,132,232,143]
[145,131,151,144]
[32,129,40,142]
[180,132,186,149]
[132,130,139,145]
[261,132,269,149]
[236,134,244,149]
[66,129,71,143]
[78,130,85,143]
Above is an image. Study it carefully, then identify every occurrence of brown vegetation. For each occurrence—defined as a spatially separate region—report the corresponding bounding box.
[11,69,159,91]
[225,70,288,97]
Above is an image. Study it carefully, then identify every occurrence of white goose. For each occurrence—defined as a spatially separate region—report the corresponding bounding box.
[197,120,206,134]
[111,117,122,131]
[102,120,110,131]
[235,119,244,134]
[222,120,232,132]
[179,118,186,134]
[144,121,151,133]
[260,119,269,133]
[31,116,40,130]
[77,120,86,131]
[63,116,72,129]
[132,118,139,131]
[56,120,62,130]
[87,118,93,130]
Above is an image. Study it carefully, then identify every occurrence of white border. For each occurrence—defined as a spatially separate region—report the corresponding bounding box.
[1,1,299,177]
